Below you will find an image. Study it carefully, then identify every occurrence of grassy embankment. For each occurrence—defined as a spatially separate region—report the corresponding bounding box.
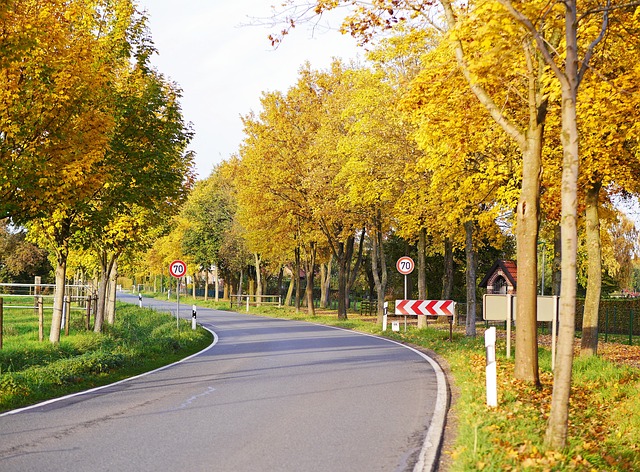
[0,300,212,413]
[169,293,639,471]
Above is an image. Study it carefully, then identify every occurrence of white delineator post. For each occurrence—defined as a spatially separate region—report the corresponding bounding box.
[191,305,197,330]
[485,327,498,407]
[382,302,388,331]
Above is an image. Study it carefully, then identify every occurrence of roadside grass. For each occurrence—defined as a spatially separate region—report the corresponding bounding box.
[0,302,212,413]
[163,292,639,471]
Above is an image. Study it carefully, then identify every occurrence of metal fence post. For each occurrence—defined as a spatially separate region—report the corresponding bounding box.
[630,309,634,346]
[605,304,612,343]
[86,295,92,330]
[0,297,3,350]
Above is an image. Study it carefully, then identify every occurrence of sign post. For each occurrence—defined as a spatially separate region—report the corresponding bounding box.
[396,256,415,300]
[169,260,187,329]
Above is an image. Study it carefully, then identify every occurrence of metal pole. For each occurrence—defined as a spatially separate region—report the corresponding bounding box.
[541,250,545,296]
[404,274,407,300]
[0,298,3,350]
[176,278,180,330]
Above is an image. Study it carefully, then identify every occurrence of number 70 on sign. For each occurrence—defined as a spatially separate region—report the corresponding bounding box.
[396,256,415,275]
[169,260,187,278]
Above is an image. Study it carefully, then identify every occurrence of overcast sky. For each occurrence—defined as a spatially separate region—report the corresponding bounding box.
[138,1,363,179]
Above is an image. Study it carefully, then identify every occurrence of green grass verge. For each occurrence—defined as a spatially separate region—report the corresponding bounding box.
[161,292,639,471]
[0,302,212,413]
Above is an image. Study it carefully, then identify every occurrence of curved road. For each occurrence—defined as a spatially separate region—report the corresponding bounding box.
[0,294,448,472]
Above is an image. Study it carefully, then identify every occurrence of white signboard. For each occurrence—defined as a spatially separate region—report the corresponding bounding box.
[482,294,558,322]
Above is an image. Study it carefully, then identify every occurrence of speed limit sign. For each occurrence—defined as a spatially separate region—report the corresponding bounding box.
[396,256,415,275]
[169,260,187,278]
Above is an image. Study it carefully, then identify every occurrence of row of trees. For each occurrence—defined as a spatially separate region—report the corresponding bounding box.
[0,1,194,340]
[270,0,640,448]
[132,0,640,451]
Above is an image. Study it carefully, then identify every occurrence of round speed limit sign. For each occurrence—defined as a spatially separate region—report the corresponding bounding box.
[396,256,415,275]
[169,260,187,278]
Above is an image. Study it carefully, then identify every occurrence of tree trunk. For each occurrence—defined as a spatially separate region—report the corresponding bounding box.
[285,269,295,307]
[192,272,197,299]
[336,236,355,320]
[345,229,365,311]
[464,221,477,337]
[303,243,316,316]
[237,269,243,306]
[418,228,427,299]
[442,237,454,300]
[94,252,116,333]
[545,20,580,446]
[514,133,542,385]
[106,258,117,325]
[277,266,284,301]
[371,215,388,325]
[581,181,602,357]
[320,262,329,308]
[50,245,68,343]
[294,247,301,313]
[254,253,263,307]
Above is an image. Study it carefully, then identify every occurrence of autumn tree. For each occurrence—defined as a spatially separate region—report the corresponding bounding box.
[238,74,322,314]
[273,0,550,385]
[333,65,418,322]
[23,0,136,343]
[401,31,521,336]
[80,64,194,332]
[182,165,235,300]
[0,0,139,221]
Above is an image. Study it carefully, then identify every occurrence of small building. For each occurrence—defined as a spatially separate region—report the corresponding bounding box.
[480,260,517,294]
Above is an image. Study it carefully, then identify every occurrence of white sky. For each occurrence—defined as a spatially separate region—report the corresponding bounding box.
[138,1,363,179]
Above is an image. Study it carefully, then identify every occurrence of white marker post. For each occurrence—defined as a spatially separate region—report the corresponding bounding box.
[485,327,498,407]
[506,294,513,358]
[191,305,197,331]
[382,302,388,331]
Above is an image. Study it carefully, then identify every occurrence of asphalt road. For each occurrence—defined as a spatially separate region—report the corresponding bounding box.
[0,294,448,472]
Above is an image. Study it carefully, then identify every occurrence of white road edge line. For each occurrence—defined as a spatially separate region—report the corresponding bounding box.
[0,325,219,418]
[314,323,448,472]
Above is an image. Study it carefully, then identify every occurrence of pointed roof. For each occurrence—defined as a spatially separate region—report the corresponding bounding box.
[479,259,517,288]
